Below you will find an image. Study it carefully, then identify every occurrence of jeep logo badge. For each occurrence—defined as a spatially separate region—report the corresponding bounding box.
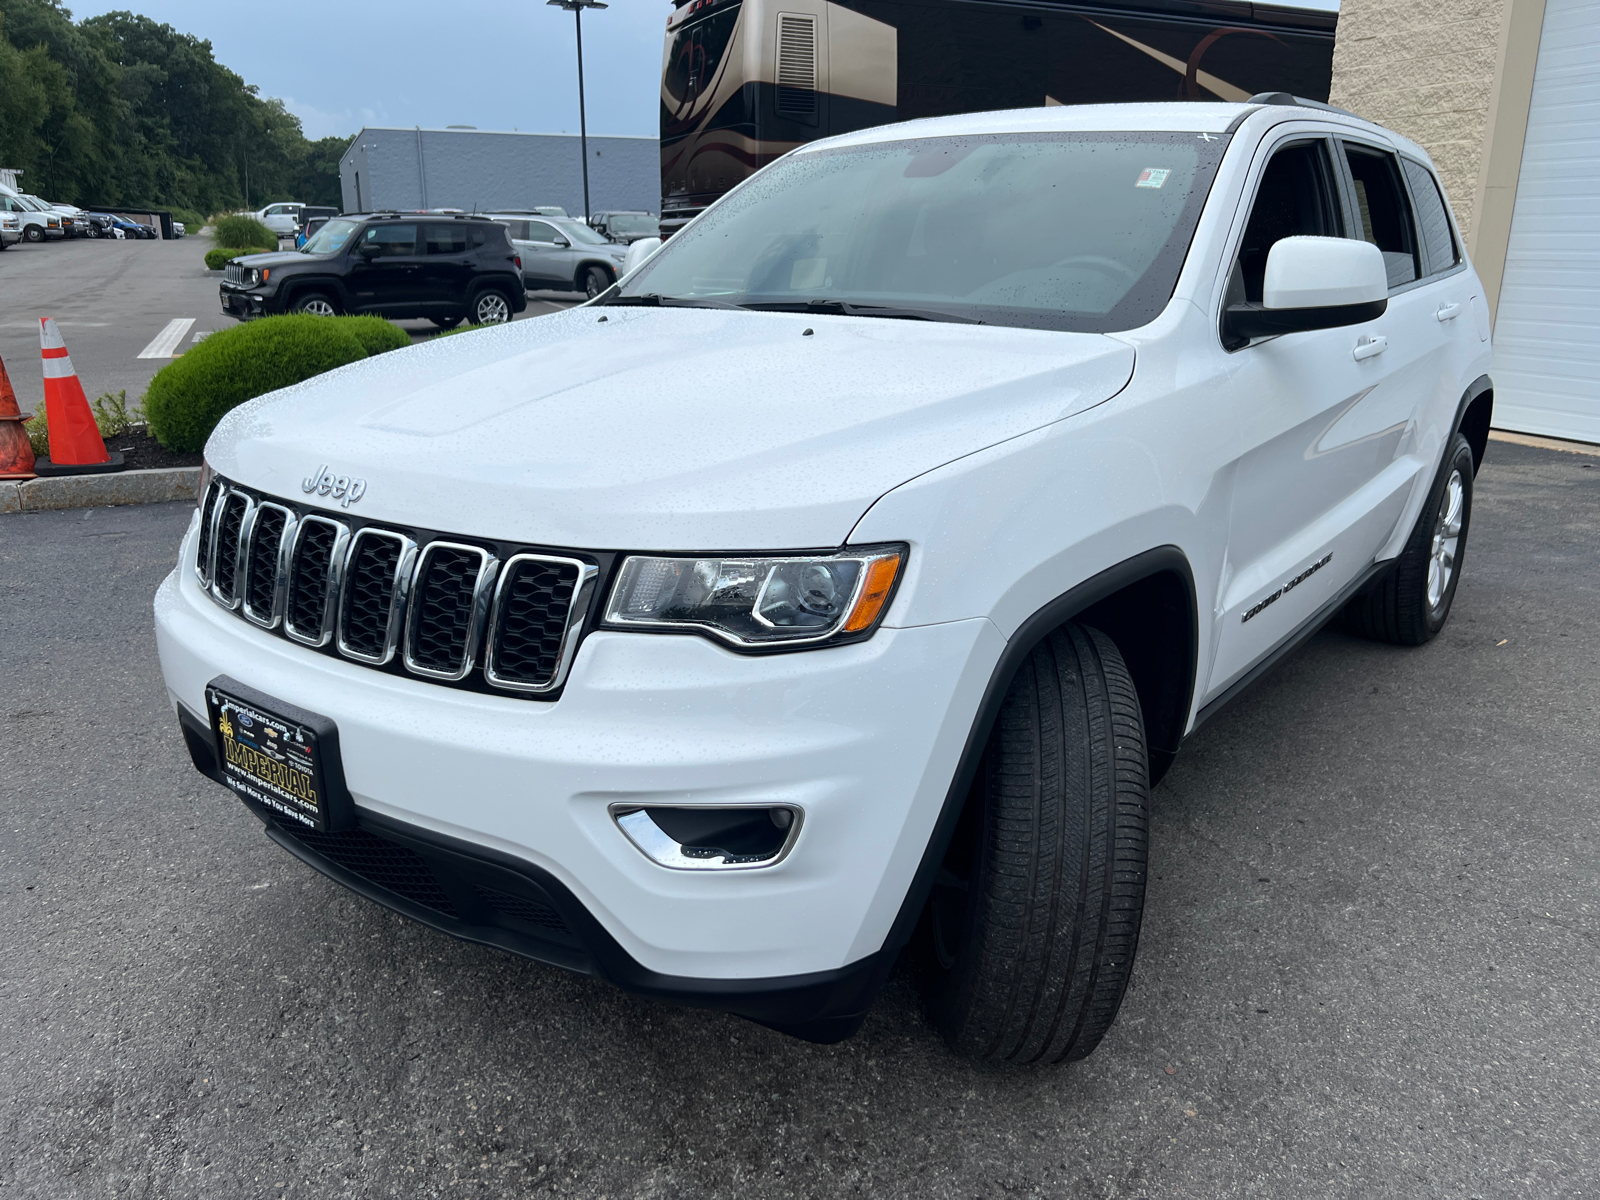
[302,465,367,508]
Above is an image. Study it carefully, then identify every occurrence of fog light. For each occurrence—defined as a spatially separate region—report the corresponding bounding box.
[613,806,801,870]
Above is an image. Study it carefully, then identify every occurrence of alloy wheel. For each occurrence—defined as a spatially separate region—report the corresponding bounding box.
[299,298,335,317]
[1426,468,1464,615]
[475,293,510,324]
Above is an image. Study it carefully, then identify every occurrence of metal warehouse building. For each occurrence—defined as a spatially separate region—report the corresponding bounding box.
[339,127,658,220]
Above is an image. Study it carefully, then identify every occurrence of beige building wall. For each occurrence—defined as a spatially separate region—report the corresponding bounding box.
[1330,0,1548,320]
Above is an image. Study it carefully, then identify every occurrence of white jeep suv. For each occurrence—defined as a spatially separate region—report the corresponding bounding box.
[155,98,1493,1063]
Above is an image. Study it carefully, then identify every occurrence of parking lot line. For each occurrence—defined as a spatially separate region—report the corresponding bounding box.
[138,318,196,359]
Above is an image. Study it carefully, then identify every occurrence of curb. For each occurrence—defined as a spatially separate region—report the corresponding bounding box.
[0,466,200,514]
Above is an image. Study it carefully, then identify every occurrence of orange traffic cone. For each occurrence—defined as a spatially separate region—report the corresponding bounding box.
[34,317,123,476]
[0,351,36,480]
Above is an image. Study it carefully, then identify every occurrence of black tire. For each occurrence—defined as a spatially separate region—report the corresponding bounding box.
[1344,432,1474,645]
[429,316,463,330]
[24,226,44,243]
[468,288,512,326]
[923,623,1149,1064]
[291,292,338,317]
[582,265,612,300]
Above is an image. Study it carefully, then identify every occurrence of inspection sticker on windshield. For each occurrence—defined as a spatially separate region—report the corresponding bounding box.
[1135,168,1171,189]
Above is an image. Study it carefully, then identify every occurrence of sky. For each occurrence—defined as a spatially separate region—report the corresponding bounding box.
[68,0,1340,144]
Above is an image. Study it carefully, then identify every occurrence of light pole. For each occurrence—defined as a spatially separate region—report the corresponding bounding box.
[547,0,607,222]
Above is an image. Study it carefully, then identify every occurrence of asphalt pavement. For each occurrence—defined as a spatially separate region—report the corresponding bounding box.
[1,439,1596,1199]
[0,233,575,418]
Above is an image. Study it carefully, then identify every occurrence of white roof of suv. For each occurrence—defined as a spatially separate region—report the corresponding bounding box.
[812,99,1431,168]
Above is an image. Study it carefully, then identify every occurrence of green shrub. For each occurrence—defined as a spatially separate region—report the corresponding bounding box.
[205,245,273,270]
[214,214,276,248]
[143,316,371,452]
[336,315,411,356]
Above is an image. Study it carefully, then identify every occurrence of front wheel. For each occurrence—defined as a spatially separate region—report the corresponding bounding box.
[468,289,512,326]
[24,226,43,243]
[582,265,612,300]
[922,623,1149,1064]
[1344,432,1475,645]
[292,293,338,317]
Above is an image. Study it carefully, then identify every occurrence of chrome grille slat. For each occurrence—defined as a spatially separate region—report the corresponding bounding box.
[404,542,498,681]
[283,515,350,648]
[195,477,593,697]
[242,503,296,629]
[195,479,224,586]
[210,492,253,609]
[336,528,417,666]
[485,554,598,694]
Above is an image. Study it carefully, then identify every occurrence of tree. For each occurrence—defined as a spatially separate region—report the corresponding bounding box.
[0,0,349,212]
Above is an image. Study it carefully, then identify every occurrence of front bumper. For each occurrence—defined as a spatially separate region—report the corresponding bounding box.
[219,283,272,319]
[155,514,1000,1024]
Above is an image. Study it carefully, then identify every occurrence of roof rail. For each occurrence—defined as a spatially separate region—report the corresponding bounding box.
[1247,92,1362,120]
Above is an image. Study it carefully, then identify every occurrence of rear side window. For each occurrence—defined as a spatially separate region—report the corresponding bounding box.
[424,224,468,254]
[1231,139,1344,305]
[1343,145,1419,289]
[1400,159,1459,276]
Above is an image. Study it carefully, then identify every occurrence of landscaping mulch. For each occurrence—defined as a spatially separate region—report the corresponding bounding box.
[104,426,203,471]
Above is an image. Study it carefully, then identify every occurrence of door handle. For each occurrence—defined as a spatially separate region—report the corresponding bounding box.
[1435,303,1461,322]
[1352,335,1388,361]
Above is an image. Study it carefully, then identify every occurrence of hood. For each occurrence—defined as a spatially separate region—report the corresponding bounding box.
[210,306,1134,550]
[232,250,310,268]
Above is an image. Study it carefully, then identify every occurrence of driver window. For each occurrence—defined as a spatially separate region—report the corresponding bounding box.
[1228,140,1343,306]
[527,221,561,244]
[362,223,418,256]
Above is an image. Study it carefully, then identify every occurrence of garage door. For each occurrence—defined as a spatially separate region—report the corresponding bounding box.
[1491,0,1600,443]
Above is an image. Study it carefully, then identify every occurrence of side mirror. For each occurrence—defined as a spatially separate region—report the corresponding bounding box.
[552,236,570,248]
[621,236,663,279]
[1223,236,1387,345]
[357,242,382,258]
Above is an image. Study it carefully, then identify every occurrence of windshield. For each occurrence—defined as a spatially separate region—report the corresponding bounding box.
[623,132,1228,332]
[301,217,360,255]
[558,221,609,246]
[609,214,660,236]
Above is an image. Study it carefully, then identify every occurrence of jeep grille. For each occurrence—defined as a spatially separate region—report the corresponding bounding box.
[194,476,597,697]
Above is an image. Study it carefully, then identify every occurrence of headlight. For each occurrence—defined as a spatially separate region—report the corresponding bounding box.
[602,545,906,650]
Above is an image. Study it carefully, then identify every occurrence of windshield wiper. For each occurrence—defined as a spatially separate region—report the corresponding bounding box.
[598,292,748,311]
[742,299,983,325]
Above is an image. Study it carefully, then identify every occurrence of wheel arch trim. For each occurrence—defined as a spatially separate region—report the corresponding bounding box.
[875,545,1197,963]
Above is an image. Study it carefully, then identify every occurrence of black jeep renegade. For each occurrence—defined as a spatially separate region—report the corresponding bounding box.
[219,212,528,328]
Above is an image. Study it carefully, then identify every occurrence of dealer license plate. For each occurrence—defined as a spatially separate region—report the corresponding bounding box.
[205,678,352,832]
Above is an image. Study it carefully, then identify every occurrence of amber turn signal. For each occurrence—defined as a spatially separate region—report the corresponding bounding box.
[843,552,903,632]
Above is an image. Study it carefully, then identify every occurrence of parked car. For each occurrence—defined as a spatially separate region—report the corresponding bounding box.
[107,215,155,240]
[588,211,660,244]
[295,215,332,249]
[26,197,87,236]
[1,191,63,241]
[157,98,1492,1061]
[82,213,118,238]
[252,202,305,238]
[0,212,20,249]
[218,211,527,325]
[173,221,187,238]
[293,206,339,248]
[489,214,627,298]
